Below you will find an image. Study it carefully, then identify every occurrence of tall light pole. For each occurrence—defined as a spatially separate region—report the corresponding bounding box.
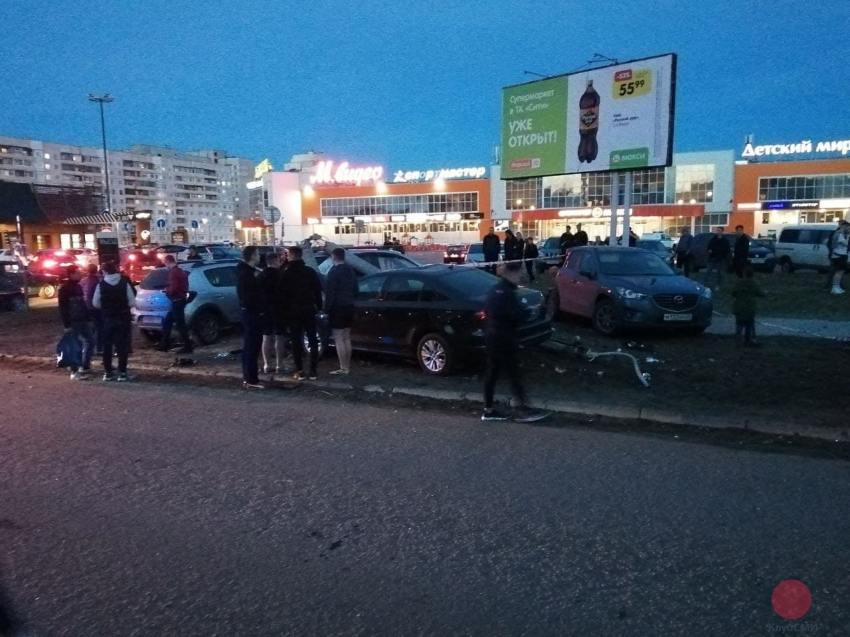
[88,94,115,238]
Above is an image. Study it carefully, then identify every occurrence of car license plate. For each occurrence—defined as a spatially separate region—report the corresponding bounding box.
[663,313,692,322]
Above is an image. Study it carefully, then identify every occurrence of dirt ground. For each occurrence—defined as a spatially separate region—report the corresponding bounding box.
[2,303,849,433]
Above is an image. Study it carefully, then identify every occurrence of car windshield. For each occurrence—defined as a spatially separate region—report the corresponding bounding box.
[467,244,483,254]
[597,251,674,276]
[544,238,560,249]
[140,268,170,290]
[440,268,499,299]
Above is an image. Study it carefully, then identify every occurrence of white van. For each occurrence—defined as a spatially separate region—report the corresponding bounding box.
[774,223,838,272]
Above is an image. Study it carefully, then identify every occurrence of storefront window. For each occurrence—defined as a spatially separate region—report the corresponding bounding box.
[321,192,478,217]
[675,164,714,203]
[758,174,850,201]
[505,179,541,210]
[693,213,729,234]
[541,175,582,208]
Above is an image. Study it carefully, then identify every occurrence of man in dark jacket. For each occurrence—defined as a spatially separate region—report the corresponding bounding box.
[481,263,546,423]
[522,237,539,281]
[157,255,193,353]
[237,246,265,389]
[324,247,358,375]
[260,251,287,375]
[482,227,501,274]
[58,265,94,380]
[93,261,136,382]
[573,223,589,247]
[676,228,694,277]
[732,225,751,278]
[281,245,323,380]
[559,226,575,254]
[185,245,203,262]
[706,226,731,289]
[503,229,519,263]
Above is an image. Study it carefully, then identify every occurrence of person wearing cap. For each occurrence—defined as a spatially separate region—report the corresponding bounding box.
[58,265,94,380]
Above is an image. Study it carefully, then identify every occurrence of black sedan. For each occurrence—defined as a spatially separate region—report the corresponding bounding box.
[443,244,468,264]
[336,266,552,375]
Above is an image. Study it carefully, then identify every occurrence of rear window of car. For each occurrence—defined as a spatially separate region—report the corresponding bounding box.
[778,229,799,243]
[358,252,417,270]
[140,268,170,290]
[440,268,498,299]
[467,244,483,254]
[597,251,674,276]
[204,266,238,287]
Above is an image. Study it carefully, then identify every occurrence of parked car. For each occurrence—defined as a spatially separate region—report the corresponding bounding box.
[121,248,161,283]
[640,232,676,249]
[635,239,674,264]
[551,247,713,335]
[690,233,776,272]
[176,244,242,262]
[317,249,420,278]
[132,260,242,345]
[0,264,26,312]
[443,244,468,264]
[537,237,564,272]
[465,243,503,266]
[27,249,96,298]
[336,266,552,375]
[772,224,836,273]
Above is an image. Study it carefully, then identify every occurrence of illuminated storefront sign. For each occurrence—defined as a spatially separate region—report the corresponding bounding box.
[310,161,384,186]
[392,166,487,183]
[760,200,820,210]
[742,139,850,158]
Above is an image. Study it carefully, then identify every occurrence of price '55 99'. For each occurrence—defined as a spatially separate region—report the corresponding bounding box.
[613,69,651,99]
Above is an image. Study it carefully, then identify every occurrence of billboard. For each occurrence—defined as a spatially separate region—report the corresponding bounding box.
[501,53,676,179]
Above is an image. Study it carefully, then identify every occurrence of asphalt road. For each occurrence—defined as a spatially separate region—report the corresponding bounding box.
[1,371,849,636]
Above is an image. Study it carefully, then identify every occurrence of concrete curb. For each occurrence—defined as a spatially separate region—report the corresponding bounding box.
[2,353,847,444]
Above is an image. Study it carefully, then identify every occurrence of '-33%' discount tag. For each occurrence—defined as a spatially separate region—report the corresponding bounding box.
[612,68,651,99]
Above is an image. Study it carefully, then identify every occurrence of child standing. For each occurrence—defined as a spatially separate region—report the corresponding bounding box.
[732,266,765,346]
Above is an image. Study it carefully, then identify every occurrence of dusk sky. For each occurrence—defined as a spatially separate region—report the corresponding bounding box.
[2,0,847,168]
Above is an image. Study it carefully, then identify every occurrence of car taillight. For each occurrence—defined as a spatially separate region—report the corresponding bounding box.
[43,259,57,268]
[474,310,487,322]
[128,254,137,261]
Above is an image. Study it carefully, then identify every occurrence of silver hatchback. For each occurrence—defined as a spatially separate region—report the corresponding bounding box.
[132,260,242,344]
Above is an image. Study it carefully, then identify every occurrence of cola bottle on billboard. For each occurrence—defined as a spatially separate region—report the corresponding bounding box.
[577,79,600,163]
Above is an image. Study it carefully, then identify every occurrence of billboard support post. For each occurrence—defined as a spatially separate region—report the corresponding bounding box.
[622,171,633,245]
[608,172,620,246]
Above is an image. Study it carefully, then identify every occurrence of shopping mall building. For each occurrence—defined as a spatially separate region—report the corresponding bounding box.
[236,140,850,247]
[242,153,490,246]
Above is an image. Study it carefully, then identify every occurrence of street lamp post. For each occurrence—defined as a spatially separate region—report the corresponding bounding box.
[88,93,115,240]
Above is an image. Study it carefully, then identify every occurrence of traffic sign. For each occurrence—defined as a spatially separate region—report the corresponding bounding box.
[156,218,166,229]
[264,206,281,225]
[190,220,199,229]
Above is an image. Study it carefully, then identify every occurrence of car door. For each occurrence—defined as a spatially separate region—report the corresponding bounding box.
[377,273,427,351]
[351,273,389,350]
[569,251,600,318]
[200,265,240,323]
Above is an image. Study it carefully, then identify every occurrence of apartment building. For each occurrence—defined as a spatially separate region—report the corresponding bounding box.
[0,135,254,244]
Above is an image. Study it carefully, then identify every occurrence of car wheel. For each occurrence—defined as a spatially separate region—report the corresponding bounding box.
[139,329,160,343]
[779,258,794,274]
[592,299,618,336]
[39,283,57,299]
[545,289,561,321]
[417,333,453,376]
[192,310,222,345]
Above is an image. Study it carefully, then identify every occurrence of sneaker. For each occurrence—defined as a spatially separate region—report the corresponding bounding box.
[307,372,318,381]
[481,408,509,422]
[514,409,549,423]
[70,371,90,381]
[116,372,133,382]
[242,381,265,390]
[831,286,846,295]
[329,368,350,376]
[102,372,116,382]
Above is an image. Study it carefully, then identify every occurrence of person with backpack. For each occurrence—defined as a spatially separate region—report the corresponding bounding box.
[156,255,193,353]
[58,265,94,380]
[93,261,136,382]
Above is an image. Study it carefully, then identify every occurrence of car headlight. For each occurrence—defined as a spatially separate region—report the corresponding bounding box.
[701,286,712,299]
[616,287,646,300]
